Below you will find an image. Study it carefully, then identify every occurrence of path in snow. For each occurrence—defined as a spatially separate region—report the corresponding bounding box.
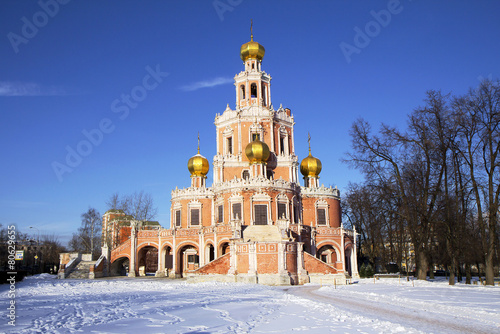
[285,282,499,334]
[1,275,499,333]
[1,276,425,333]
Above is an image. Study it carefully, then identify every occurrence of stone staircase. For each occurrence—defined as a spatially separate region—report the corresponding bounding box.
[66,260,96,279]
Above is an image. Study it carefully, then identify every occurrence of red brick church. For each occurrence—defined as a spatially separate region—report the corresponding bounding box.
[101,29,359,285]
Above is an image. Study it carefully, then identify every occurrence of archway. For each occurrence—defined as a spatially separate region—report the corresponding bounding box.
[177,245,199,277]
[163,245,173,275]
[317,244,338,265]
[138,246,158,275]
[205,243,215,263]
[345,246,353,276]
[110,257,129,276]
[219,242,230,255]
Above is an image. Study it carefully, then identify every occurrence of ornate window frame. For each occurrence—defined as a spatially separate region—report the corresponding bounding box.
[315,199,329,226]
[249,122,264,143]
[251,192,271,225]
[172,202,182,227]
[188,200,202,227]
[214,197,224,224]
[276,193,289,220]
[223,126,234,155]
[278,126,289,156]
[229,193,244,222]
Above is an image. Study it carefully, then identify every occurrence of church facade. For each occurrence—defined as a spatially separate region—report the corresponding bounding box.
[101,31,359,285]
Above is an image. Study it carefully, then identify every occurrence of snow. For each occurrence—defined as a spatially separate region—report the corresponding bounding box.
[1,275,499,333]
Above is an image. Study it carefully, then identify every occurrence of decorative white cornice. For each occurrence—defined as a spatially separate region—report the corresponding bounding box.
[171,186,215,201]
[214,105,294,127]
[252,191,271,201]
[212,176,300,195]
[300,185,341,199]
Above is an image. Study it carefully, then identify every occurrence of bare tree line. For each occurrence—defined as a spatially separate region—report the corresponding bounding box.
[68,191,159,259]
[106,191,158,221]
[344,80,499,285]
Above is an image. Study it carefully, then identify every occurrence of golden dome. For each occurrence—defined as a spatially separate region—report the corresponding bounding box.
[240,21,265,61]
[245,140,270,164]
[300,151,322,177]
[188,153,209,177]
[240,36,265,62]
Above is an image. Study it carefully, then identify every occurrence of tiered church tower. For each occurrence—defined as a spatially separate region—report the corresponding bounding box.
[100,26,359,285]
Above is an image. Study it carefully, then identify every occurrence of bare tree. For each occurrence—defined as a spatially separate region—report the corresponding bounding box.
[69,207,101,260]
[345,83,499,284]
[346,92,453,280]
[39,234,66,273]
[106,193,120,210]
[106,191,158,221]
[454,79,500,285]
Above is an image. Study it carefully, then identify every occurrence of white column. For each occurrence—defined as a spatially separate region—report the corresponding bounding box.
[268,79,272,107]
[228,242,237,275]
[238,119,242,157]
[199,229,205,267]
[172,230,177,278]
[248,242,257,274]
[270,120,275,153]
[341,225,345,272]
[156,230,164,276]
[129,222,137,277]
[352,227,359,278]
[277,242,286,274]
[214,228,218,259]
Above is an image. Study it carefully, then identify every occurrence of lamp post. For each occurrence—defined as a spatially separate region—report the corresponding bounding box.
[29,226,40,272]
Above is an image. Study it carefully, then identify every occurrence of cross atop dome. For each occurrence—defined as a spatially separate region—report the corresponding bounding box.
[240,20,265,62]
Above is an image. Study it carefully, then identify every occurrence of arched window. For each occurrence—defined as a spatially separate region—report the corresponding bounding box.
[240,85,245,100]
[251,83,257,98]
[262,83,266,106]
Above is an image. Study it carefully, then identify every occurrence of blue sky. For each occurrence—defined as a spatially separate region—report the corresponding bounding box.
[1,0,499,245]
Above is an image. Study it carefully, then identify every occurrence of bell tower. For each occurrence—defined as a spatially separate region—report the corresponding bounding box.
[213,23,299,185]
[235,21,271,109]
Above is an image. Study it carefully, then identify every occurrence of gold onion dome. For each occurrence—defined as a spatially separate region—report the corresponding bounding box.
[300,150,322,177]
[240,22,265,61]
[245,140,270,164]
[188,146,209,177]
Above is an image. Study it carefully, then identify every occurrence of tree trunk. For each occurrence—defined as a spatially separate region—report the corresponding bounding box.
[416,248,428,280]
[448,263,455,285]
[465,263,471,284]
[485,251,495,286]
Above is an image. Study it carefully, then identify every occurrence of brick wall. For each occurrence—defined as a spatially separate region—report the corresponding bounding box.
[304,252,337,274]
[194,253,230,274]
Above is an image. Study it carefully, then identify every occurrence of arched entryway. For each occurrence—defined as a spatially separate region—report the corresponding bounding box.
[219,242,230,255]
[162,245,173,275]
[138,246,158,276]
[345,246,353,276]
[176,244,199,277]
[110,256,129,276]
[317,244,338,265]
[205,243,215,263]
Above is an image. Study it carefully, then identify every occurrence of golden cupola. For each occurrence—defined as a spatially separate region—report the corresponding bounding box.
[300,136,322,178]
[240,21,265,62]
[245,139,270,164]
[188,137,209,177]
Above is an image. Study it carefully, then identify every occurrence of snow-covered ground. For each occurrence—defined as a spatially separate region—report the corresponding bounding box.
[1,274,499,333]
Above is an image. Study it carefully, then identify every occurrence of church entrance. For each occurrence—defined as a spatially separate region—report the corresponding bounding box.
[317,245,337,265]
[177,245,199,277]
[138,246,158,275]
